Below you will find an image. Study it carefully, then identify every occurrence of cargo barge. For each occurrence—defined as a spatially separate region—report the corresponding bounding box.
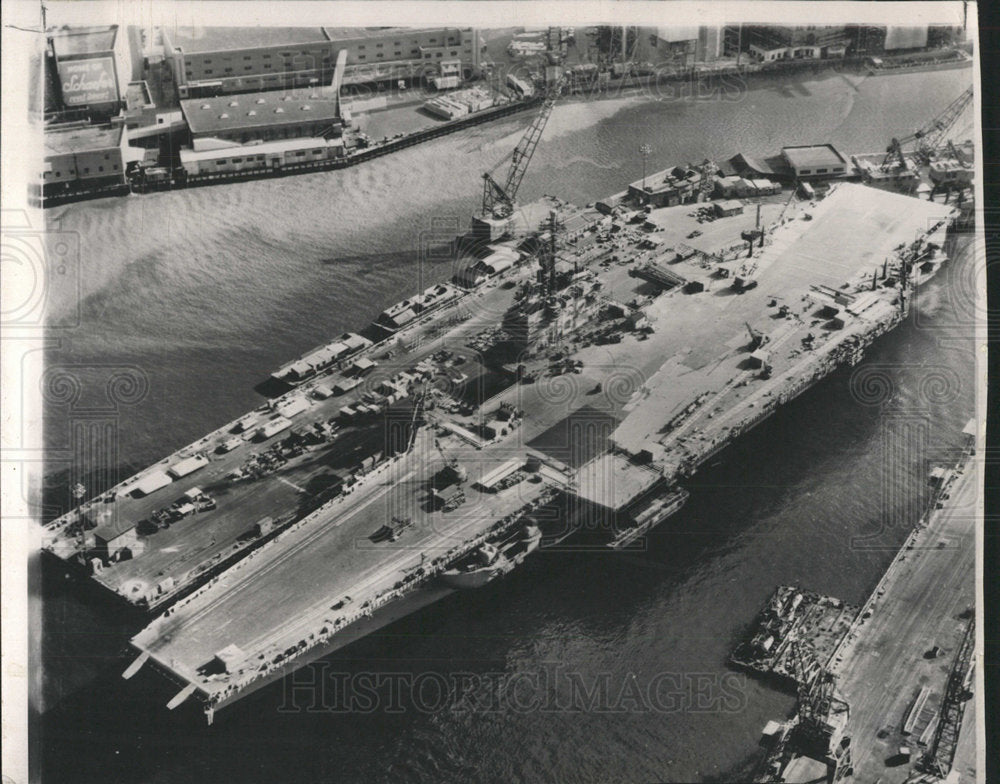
[729,585,860,687]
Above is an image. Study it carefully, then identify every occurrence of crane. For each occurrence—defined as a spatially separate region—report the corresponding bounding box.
[433,436,468,483]
[698,159,716,202]
[787,640,853,780]
[405,384,428,453]
[480,72,568,222]
[883,86,974,169]
[746,322,768,351]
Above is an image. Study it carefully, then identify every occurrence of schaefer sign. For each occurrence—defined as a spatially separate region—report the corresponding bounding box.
[59,57,118,107]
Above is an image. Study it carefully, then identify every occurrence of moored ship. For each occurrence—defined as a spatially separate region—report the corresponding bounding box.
[441,522,543,588]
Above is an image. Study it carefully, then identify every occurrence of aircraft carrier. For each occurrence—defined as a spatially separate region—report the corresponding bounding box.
[41,76,970,723]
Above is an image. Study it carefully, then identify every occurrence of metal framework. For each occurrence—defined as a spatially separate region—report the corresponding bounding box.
[698,159,716,202]
[883,86,974,168]
[919,619,976,776]
[481,75,567,219]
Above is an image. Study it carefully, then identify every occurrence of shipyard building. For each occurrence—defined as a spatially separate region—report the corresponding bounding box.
[162,26,484,98]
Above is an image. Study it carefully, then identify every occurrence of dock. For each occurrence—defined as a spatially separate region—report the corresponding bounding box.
[830,459,978,783]
[749,432,979,783]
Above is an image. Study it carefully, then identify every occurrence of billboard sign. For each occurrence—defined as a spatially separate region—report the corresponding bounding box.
[58,57,119,107]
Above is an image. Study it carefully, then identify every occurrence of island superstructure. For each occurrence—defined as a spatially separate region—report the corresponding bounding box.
[41,77,971,723]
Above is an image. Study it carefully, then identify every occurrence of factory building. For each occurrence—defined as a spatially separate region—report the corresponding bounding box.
[45,24,143,119]
[634,26,725,67]
[162,26,484,98]
[41,122,129,194]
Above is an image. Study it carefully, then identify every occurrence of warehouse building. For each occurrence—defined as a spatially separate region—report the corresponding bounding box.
[162,26,483,98]
[180,89,345,144]
[781,144,849,179]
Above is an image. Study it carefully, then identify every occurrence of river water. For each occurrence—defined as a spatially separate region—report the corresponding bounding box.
[37,65,976,783]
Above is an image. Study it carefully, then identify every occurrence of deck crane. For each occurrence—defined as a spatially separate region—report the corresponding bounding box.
[883,86,974,169]
[745,322,768,351]
[405,384,429,453]
[433,436,468,484]
[478,72,569,235]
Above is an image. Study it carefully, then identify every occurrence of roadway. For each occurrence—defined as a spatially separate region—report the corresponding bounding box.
[831,463,978,783]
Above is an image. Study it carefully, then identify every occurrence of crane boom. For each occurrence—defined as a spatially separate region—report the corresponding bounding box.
[883,86,973,167]
[482,74,567,219]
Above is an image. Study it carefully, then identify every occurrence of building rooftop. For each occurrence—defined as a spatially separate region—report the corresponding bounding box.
[164,26,460,54]
[782,144,847,170]
[48,25,118,57]
[126,81,155,110]
[165,26,331,54]
[180,90,340,135]
[43,123,123,155]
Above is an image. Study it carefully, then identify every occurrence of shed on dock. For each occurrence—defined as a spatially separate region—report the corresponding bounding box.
[476,458,523,492]
[275,395,309,419]
[351,357,377,375]
[257,417,292,440]
[714,199,744,217]
[94,521,138,561]
[334,377,362,395]
[168,455,209,479]
[132,470,172,497]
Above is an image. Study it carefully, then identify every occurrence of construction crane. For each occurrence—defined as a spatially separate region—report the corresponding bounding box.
[698,159,716,202]
[433,436,468,483]
[405,384,429,453]
[538,209,563,297]
[745,322,768,351]
[480,72,568,222]
[883,86,974,169]
[787,641,853,782]
[775,181,799,226]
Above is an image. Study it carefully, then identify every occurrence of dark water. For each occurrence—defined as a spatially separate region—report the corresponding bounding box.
[37,66,976,783]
